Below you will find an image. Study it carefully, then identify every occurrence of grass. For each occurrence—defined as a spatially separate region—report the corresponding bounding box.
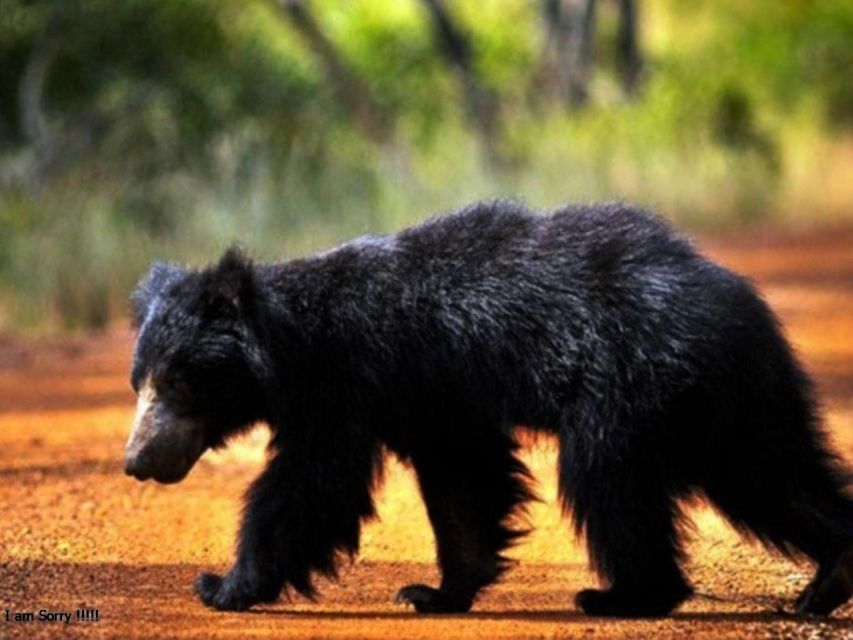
[1,0,852,331]
[2,112,851,333]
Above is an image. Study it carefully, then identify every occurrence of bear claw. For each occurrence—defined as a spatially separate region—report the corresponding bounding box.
[196,572,224,607]
[575,584,691,618]
[395,584,471,613]
[195,572,255,612]
[795,547,853,616]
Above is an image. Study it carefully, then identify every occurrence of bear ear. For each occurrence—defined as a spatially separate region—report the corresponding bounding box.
[130,262,186,329]
[204,247,255,313]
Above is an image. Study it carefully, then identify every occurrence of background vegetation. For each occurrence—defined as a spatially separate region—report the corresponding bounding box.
[1,0,852,330]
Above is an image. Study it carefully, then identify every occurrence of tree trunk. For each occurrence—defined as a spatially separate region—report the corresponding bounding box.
[536,0,563,101]
[565,0,596,106]
[277,0,388,141]
[538,0,597,108]
[18,33,59,188]
[617,0,642,97]
[419,0,502,165]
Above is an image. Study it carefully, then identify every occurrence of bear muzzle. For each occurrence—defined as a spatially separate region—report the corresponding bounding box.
[125,379,206,484]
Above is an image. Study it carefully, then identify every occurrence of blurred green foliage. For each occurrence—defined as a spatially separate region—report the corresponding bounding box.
[0,0,852,329]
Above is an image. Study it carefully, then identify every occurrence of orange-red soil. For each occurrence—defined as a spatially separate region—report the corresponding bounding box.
[1,228,852,639]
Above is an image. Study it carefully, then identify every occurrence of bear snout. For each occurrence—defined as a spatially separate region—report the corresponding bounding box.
[125,378,206,484]
[124,434,202,484]
[124,450,153,480]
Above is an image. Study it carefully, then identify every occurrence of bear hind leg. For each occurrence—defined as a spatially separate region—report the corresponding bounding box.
[703,446,853,616]
[573,491,692,616]
[561,434,693,617]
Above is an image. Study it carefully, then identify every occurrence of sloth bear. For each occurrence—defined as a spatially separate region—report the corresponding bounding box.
[125,200,853,617]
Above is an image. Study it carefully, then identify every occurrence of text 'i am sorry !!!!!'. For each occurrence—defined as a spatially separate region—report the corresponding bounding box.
[4,608,100,624]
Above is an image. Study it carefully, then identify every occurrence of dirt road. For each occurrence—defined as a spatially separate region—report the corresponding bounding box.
[1,228,852,639]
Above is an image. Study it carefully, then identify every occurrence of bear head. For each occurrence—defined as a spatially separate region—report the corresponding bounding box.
[125,249,272,484]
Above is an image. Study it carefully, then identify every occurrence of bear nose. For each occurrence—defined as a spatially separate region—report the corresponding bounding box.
[125,452,151,479]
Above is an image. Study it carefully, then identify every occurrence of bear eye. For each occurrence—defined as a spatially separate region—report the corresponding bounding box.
[154,377,193,413]
[160,376,191,397]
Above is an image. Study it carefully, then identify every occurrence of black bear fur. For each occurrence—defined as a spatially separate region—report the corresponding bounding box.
[127,200,853,617]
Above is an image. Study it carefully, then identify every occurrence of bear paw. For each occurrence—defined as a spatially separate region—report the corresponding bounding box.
[795,548,853,616]
[395,584,472,613]
[575,584,690,618]
[195,572,257,612]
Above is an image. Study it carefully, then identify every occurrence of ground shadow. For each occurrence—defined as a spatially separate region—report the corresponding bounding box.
[5,560,853,631]
[248,606,853,629]
[0,458,123,479]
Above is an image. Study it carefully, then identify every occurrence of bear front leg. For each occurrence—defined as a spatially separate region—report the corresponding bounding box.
[196,434,380,611]
[396,430,534,613]
[196,567,280,612]
[194,458,293,611]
